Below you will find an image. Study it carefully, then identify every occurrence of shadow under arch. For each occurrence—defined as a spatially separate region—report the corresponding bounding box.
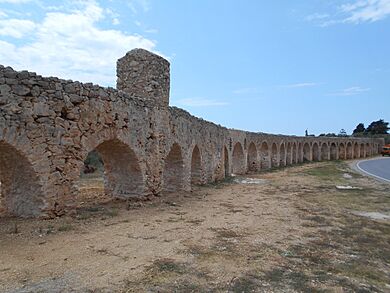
[330,143,337,160]
[298,142,303,162]
[339,143,346,160]
[366,143,371,157]
[360,143,365,158]
[346,142,353,159]
[0,141,45,217]
[80,138,144,199]
[312,143,320,161]
[163,143,184,192]
[271,143,278,167]
[292,142,297,164]
[279,143,286,166]
[286,142,292,165]
[191,145,202,185]
[260,141,270,169]
[354,142,360,159]
[321,143,329,161]
[247,142,258,172]
[232,142,245,175]
[223,146,230,178]
[303,143,311,162]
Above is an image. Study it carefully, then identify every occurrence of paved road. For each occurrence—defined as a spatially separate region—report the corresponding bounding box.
[357,157,390,183]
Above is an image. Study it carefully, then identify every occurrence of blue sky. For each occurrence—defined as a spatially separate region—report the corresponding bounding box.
[0,0,389,136]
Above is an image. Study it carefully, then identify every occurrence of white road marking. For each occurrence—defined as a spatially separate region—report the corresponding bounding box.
[356,158,390,183]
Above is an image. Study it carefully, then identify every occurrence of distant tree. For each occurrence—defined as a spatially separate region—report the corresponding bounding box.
[318,133,337,137]
[366,119,389,135]
[325,133,337,137]
[352,123,365,135]
[338,129,348,137]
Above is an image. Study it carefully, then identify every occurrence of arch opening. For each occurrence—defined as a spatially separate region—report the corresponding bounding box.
[191,145,202,185]
[360,144,365,158]
[298,143,303,163]
[321,143,329,161]
[279,143,286,166]
[312,143,320,161]
[366,143,371,157]
[163,143,184,193]
[339,143,346,160]
[353,143,360,159]
[260,142,270,169]
[80,139,144,201]
[247,142,258,172]
[223,146,230,178]
[286,143,292,165]
[303,143,310,162]
[232,142,246,175]
[330,143,337,160]
[271,143,278,167]
[346,142,353,159]
[292,143,297,164]
[0,141,44,217]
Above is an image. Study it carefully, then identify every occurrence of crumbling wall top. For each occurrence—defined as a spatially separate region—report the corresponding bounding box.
[116,48,170,108]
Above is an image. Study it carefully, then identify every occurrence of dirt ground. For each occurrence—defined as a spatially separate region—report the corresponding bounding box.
[0,161,389,292]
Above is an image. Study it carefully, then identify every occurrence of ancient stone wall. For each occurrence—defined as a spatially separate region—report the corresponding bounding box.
[0,49,384,217]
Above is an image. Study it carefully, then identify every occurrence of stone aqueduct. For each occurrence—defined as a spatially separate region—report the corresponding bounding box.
[0,49,384,218]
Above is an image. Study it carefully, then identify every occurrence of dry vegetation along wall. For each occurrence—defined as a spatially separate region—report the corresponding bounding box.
[0,49,384,218]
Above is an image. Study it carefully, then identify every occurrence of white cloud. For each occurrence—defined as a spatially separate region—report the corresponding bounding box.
[328,86,370,96]
[341,0,390,23]
[0,18,36,38]
[308,0,390,26]
[0,1,158,86]
[283,82,320,88]
[177,98,228,107]
[305,13,330,22]
[127,0,150,14]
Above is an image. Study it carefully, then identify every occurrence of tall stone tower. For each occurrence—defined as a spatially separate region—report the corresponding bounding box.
[116,48,170,108]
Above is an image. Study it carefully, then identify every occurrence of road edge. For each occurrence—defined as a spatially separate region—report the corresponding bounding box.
[351,157,390,184]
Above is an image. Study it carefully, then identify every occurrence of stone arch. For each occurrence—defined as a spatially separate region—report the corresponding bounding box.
[312,143,320,161]
[320,143,329,161]
[247,142,258,172]
[366,143,371,157]
[271,143,278,167]
[286,142,292,165]
[292,143,297,164]
[191,145,202,185]
[232,142,245,174]
[346,142,353,159]
[163,143,184,192]
[339,143,346,160]
[260,141,270,169]
[279,143,286,166]
[353,142,360,159]
[330,143,337,160]
[360,143,365,158]
[298,143,303,162]
[82,139,144,198]
[223,146,230,177]
[0,141,45,217]
[303,142,311,162]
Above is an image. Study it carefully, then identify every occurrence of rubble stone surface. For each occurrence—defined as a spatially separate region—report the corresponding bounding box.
[0,49,384,217]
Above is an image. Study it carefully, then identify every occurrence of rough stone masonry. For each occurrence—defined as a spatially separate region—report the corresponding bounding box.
[0,48,384,218]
